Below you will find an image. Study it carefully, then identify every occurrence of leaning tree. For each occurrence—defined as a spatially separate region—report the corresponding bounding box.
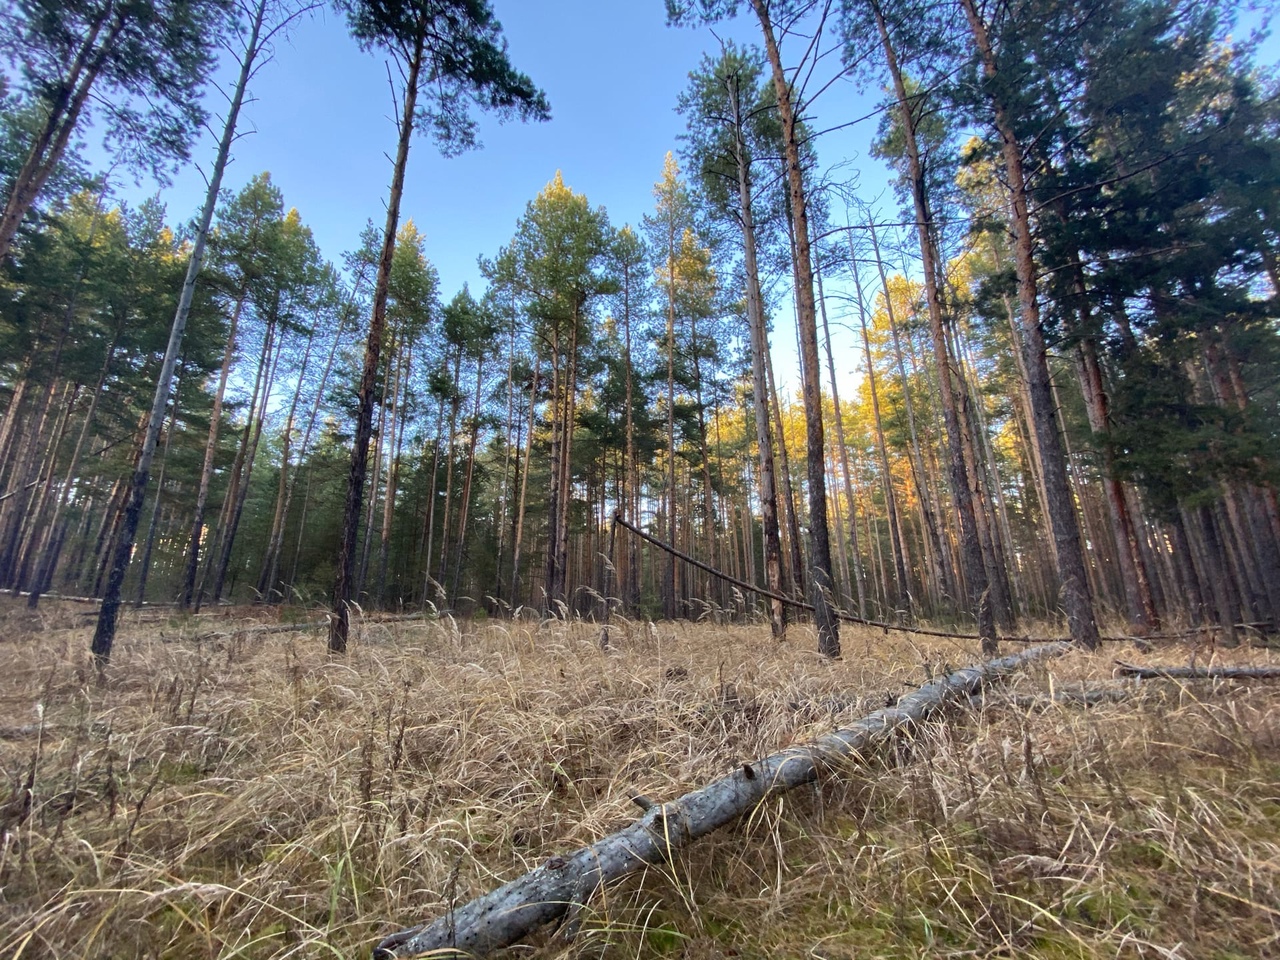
[327,0,548,653]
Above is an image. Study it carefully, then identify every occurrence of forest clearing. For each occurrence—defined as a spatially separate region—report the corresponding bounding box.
[3,0,1280,956]
[0,599,1277,958]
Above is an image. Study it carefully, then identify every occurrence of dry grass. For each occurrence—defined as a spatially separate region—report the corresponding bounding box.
[0,600,1276,960]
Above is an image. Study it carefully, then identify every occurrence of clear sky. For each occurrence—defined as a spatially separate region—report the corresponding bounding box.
[97,1,1276,388]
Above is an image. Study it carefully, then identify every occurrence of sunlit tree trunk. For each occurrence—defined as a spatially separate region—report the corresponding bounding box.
[751,0,839,657]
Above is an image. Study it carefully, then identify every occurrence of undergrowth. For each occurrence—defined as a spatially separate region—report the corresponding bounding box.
[0,600,1275,959]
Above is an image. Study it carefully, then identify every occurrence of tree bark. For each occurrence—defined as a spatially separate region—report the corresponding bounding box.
[960,0,1099,649]
[330,31,424,653]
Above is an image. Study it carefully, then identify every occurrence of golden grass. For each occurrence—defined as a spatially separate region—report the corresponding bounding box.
[0,600,1276,959]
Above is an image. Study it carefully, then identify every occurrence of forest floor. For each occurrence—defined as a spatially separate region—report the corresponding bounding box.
[0,599,1276,960]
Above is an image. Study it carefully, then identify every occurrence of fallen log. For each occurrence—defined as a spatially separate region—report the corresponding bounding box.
[372,641,1069,959]
[188,619,327,643]
[1113,661,1280,681]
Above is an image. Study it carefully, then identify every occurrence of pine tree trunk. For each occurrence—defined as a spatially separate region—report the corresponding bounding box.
[0,374,61,588]
[182,291,245,608]
[134,364,184,606]
[13,381,78,592]
[690,313,719,581]
[552,320,579,609]
[450,352,482,603]
[358,352,390,598]
[1071,269,1157,631]
[871,0,996,652]
[815,240,866,618]
[509,354,539,608]
[92,0,267,662]
[435,348,461,591]
[212,319,280,603]
[258,320,319,602]
[202,313,275,606]
[961,0,1099,649]
[663,214,679,621]
[28,325,119,607]
[766,338,805,598]
[494,311,518,606]
[752,0,839,657]
[620,265,641,612]
[868,219,939,613]
[378,342,410,605]
[330,32,423,653]
[421,392,446,600]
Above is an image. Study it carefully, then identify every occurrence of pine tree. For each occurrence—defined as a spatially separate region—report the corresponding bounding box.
[328,0,548,653]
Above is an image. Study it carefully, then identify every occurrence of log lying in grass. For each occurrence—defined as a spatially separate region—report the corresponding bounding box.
[1113,661,1280,681]
[372,641,1070,959]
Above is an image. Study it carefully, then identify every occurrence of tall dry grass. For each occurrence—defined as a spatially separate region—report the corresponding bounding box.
[0,600,1275,959]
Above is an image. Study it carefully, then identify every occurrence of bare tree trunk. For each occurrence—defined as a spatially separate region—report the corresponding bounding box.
[815,240,866,618]
[12,381,77,592]
[871,0,996,653]
[421,391,446,601]
[257,335,310,602]
[493,310,518,606]
[358,347,391,599]
[690,312,719,581]
[663,214,679,621]
[868,219,939,614]
[752,0,839,658]
[435,347,461,592]
[1075,334,1157,630]
[766,338,805,599]
[552,320,580,610]
[330,31,424,654]
[134,364,184,606]
[28,325,119,607]
[961,0,1098,649]
[620,265,641,612]
[211,318,281,604]
[182,291,245,608]
[92,0,268,662]
[509,353,539,608]
[450,352,483,604]
[378,342,411,605]
[374,642,1068,959]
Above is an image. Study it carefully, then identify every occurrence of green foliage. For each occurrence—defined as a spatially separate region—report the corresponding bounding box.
[335,0,549,155]
[0,0,230,177]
